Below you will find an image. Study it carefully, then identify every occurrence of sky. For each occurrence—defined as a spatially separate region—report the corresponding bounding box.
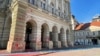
[70,0,100,23]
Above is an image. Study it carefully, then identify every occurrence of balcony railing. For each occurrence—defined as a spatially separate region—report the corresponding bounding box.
[28,2,68,21]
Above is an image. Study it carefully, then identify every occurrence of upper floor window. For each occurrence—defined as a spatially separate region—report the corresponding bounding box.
[87,32,89,36]
[43,3,46,10]
[52,8,54,14]
[93,32,95,35]
[83,32,85,36]
[29,0,35,5]
[50,2,54,14]
[41,2,46,10]
[58,7,61,16]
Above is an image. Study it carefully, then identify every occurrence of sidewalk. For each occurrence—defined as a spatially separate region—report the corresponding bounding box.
[0,45,100,56]
[0,51,55,56]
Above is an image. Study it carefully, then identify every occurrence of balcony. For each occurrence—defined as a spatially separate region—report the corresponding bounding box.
[28,2,68,22]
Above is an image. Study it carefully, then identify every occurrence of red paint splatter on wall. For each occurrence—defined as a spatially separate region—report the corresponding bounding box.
[45,37,50,42]
[37,42,41,45]
[12,43,24,50]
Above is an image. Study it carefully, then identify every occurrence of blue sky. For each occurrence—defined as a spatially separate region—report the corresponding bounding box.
[70,0,100,23]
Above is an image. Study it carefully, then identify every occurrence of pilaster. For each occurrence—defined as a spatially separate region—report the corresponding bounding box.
[7,0,27,52]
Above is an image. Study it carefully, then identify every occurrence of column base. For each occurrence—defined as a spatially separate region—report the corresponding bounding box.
[48,41,53,49]
[30,41,41,51]
[7,41,25,53]
[42,41,53,49]
[61,41,68,48]
[53,41,61,48]
[68,41,74,47]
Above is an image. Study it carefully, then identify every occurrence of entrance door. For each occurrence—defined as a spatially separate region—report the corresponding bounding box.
[25,22,32,49]
[92,39,98,45]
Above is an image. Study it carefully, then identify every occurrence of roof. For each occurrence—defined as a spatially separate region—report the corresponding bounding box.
[75,22,100,30]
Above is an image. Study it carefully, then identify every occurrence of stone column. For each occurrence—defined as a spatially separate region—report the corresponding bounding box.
[43,32,53,49]
[30,27,41,50]
[60,33,67,48]
[7,0,27,52]
[52,32,61,48]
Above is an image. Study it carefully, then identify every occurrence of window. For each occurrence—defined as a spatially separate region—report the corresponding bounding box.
[52,8,54,14]
[29,0,35,5]
[79,32,81,36]
[41,2,46,10]
[87,32,89,36]
[41,0,46,9]
[93,32,95,35]
[58,12,60,16]
[43,3,46,10]
[41,2,42,7]
[83,32,84,36]
[50,2,54,14]
[58,7,61,16]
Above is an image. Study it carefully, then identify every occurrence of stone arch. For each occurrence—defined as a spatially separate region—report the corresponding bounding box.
[52,26,58,32]
[41,23,50,48]
[25,19,37,49]
[60,28,64,34]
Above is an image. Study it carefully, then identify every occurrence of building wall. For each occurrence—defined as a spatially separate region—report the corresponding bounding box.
[74,28,100,45]
[0,0,74,52]
[88,26,100,31]
[70,15,79,30]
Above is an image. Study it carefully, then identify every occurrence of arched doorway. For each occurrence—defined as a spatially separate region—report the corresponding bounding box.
[0,18,12,49]
[25,20,37,50]
[25,22,32,49]
[41,23,49,49]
